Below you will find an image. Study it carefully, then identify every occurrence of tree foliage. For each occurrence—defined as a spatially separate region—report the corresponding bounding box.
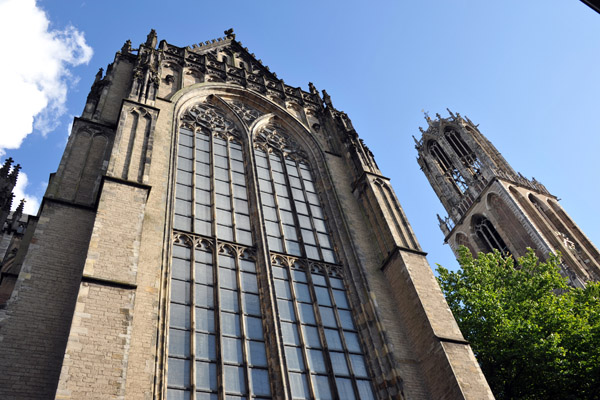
[437,247,600,400]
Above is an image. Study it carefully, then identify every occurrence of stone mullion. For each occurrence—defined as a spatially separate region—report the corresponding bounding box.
[280,157,307,259]
[305,264,340,400]
[265,150,286,254]
[226,139,238,243]
[235,250,252,398]
[323,267,361,400]
[214,244,224,400]
[189,242,197,395]
[296,164,325,261]
[191,128,197,234]
[284,260,317,400]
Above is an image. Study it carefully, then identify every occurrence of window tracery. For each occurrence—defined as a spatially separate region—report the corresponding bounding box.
[168,101,375,399]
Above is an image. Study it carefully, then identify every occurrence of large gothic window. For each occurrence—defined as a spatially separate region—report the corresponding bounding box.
[167,102,375,400]
[168,105,271,400]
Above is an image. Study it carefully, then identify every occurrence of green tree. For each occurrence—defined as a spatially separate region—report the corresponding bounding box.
[437,248,600,400]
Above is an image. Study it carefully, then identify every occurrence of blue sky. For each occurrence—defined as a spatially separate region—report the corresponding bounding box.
[1,0,599,272]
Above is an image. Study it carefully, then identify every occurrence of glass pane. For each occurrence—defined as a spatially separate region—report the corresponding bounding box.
[298,303,316,325]
[267,236,283,252]
[241,272,258,293]
[231,160,244,172]
[171,280,190,304]
[217,209,233,224]
[174,215,191,231]
[294,282,311,303]
[242,293,261,316]
[289,372,310,399]
[312,274,327,286]
[169,328,190,357]
[195,204,211,220]
[237,215,250,230]
[291,268,307,282]
[302,325,322,348]
[196,175,210,191]
[357,380,375,400]
[278,299,296,321]
[305,245,319,260]
[195,308,215,332]
[166,388,190,400]
[221,289,239,312]
[333,290,349,309]
[216,194,231,210]
[233,184,248,200]
[177,171,192,185]
[247,341,267,367]
[286,240,302,256]
[217,221,233,239]
[313,219,327,233]
[240,259,256,272]
[319,306,337,328]
[194,263,213,285]
[170,303,190,329]
[249,368,271,396]
[220,268,238,290]
[224,365,246,394]
[175,199,192,216]
[285,346,305,371]
[221,312,241,337]
[196,161,210,176]
[330,352,349,375]
[281,322,300,345]
[196,394,218,400]
[196,333,216,360]
[317,233,331,248]
[168,358,190,388]
[338,310,355,330]
[324,329,343,351]
[335,378,356,400]
[263,206,278,221]
[194,220,211,236]
[306,349,327,373]
[295,201,308,215]
[344,331,361,353]
[234,198,248,213]
[282,224,298,240]
[176,184,192,200]
[194,250,212,264]
[280,210,294,224]
[311,375,333,400]
[350,354,368,377]
[219,255,235,269]
[195,284,214,308]
[322,250,336,264]
[315,287,332,306]
[196,361,217,391]
[223,337,243,363]
[275,280,292,299]
[272,266,287,279]
[245,316,264,340]
[196,189,211,204]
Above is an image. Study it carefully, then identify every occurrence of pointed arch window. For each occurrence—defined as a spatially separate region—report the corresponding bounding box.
[168,104,271,399]
[444,129,482,176]
[253,124,375,400]
[428,140,468,194]
[473,215,510,255]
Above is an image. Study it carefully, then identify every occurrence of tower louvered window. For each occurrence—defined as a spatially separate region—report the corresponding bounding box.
[445,129,481,176]
[474,216,510,256]
[167,103,375,399]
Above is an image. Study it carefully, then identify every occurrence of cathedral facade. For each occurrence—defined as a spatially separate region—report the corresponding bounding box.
[416,111,600,286]
[0,31,492,399]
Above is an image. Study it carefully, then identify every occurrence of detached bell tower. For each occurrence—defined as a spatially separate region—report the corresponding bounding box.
[416,110,600,286]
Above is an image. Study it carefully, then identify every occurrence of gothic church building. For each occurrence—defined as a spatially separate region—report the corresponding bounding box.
[0,30,493,399]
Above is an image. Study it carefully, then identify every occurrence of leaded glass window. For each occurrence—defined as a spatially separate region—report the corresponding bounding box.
[167,105,271,399]
[255,125,376,399]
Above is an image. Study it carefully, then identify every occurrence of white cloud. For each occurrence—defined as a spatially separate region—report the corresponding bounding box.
[0,0,93,155]
[12,171,41,215]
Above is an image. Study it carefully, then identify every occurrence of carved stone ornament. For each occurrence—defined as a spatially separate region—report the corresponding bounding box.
[180,103,240,138]
[227,100,261,124]
[255,124,307,160]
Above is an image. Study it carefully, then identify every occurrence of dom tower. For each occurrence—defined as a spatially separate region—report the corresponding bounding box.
[416,111,600,286]
[0,31,493,399]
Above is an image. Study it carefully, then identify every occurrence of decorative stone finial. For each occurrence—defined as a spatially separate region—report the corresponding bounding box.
[224,28,235,40]
[308,82,318,95]
[446,108,456,119]
[322,90,333,108]
[146,29,157,48]
[121,39,132,54]
[94,68,103,83]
